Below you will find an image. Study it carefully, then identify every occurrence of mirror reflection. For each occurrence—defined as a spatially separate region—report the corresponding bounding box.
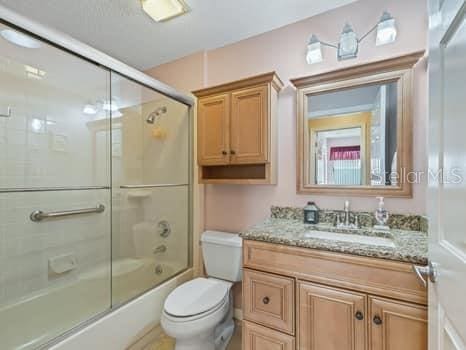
[308,82,398,186]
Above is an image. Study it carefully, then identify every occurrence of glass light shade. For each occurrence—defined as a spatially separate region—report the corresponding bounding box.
[338,24,358,60]
[141,0,189,22]
[376,17,397,46]
[306,36,323,64]
[1,29,41,49]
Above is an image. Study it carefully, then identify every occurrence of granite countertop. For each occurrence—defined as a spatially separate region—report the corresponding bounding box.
[240,218,428,265]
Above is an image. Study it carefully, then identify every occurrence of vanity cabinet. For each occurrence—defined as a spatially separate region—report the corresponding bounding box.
[193,72,283,184]
[242,240,427,350]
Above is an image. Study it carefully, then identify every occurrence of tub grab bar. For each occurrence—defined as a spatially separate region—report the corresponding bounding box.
[120,184,188,189]
[30,204,105,222]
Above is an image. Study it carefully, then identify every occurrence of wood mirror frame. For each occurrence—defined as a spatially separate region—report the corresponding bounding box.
[291,51,424,197]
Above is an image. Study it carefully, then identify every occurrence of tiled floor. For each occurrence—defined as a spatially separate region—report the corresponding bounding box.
[139,322,242,350]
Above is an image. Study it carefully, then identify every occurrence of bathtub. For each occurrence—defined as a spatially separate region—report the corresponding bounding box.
[0,259,191,350]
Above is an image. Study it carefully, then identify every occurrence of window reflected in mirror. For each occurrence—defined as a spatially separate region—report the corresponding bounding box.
[308,81,398,187]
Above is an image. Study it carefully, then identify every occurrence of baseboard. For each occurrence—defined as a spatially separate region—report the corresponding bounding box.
[234,308,243,321]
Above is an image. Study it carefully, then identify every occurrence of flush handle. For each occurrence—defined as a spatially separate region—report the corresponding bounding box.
[262,296,270,305]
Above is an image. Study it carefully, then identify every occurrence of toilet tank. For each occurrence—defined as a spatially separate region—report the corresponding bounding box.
[201,231,243,282]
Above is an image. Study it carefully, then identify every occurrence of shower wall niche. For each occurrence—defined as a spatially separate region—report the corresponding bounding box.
[0,19,192,350]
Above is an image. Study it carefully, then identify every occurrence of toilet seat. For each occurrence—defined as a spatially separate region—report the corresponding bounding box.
[164,278,230,319]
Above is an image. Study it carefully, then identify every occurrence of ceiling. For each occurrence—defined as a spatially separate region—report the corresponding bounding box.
[0,0,356,70]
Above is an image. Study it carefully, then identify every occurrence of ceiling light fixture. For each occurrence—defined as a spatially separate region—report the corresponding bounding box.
[1,29,41,49]
[141,0,190,22]
[306,11,397,64]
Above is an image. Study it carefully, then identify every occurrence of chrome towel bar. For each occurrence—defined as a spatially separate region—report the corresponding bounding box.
[120,184,188,189]
[30,204,105,222]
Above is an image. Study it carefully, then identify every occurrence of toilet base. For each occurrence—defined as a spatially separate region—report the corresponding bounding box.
[214,318,235,350]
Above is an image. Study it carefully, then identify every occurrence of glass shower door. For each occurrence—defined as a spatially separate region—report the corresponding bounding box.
[111,72,191,306]
[0,22,111,349]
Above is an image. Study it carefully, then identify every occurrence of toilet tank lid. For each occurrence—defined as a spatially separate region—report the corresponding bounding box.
[201,231,242,247]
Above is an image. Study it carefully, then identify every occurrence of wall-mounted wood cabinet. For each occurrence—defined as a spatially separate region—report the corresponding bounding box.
[193,72,283,184]
[243,240,428,350]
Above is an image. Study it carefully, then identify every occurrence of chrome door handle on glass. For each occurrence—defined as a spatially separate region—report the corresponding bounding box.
[30,204,105,222]
[413,261,438,288]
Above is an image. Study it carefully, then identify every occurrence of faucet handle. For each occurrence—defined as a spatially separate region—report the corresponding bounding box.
[354,215,360,229]
[335,212,342,227]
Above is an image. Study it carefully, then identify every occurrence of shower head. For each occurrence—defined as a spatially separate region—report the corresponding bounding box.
[146,106,167,124]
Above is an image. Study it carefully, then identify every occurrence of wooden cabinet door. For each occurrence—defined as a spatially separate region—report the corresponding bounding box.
[243,320,295,350]
[369,296,427,350]
[197,94,230,165]
[298,281,366,350]
[230,85,269,164]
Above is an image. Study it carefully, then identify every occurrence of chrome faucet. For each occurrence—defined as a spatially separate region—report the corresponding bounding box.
[153,244,167,255]
[335,200,359,229]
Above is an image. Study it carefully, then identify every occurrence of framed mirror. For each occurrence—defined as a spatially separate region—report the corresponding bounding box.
[291,52,424,197]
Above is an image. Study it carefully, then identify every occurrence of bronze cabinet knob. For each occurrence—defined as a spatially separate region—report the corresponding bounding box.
[373,315,383,325]
[262,296,270,305]
[222,150,228,155]
[355,311,364,320]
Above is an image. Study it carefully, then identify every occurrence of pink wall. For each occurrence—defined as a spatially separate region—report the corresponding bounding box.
[147,0,428,233]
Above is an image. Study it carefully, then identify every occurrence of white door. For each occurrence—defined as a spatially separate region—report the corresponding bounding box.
[428,0,466,349]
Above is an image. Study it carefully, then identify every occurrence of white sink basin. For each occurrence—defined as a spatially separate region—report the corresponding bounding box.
[303,230,396,248]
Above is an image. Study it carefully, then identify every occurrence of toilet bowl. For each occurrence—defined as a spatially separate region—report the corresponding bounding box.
[161,277,234,350]
[161,231,242,350]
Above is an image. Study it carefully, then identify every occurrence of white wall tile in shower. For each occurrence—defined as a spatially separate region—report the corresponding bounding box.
[0,189,111,307]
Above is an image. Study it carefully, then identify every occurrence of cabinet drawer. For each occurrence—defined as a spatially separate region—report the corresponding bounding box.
[243,320,295,350]
[243,269,295,334]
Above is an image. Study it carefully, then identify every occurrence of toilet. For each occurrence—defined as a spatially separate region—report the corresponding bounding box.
[161,231,242,350]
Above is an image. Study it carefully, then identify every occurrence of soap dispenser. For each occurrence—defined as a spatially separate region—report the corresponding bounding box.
[374,196,390,231]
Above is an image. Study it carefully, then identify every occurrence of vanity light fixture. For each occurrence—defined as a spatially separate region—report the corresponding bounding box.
[338,24,358,60]
[376,12,397,46]
[306,35,323,64]
[306,11,397,64]
[1,29,41,49]
[141,0,190,22]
